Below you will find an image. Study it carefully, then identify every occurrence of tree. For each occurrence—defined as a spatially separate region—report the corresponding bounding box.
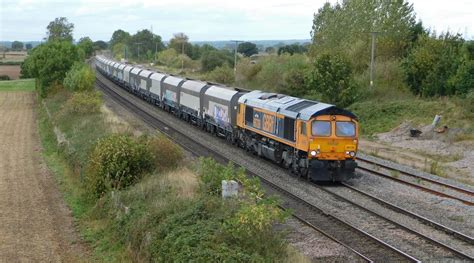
[201,50,233,72]
[168,32,193,57]
[237,42,258,57]
[21,41,80,96]
[306,52,357,107]
[310,1,416,70]
[155,48,179,66]
[109,29,131,49]
[402,33,465,97]
[93,40,108,51]
[25,43,33,50]
[277,43,308,55]
[129,29,165,60]
[12,41,24,50]
[265,47,275,54]
[46,17,74,42]
[206,64,234,85]
[77,37,94,57]
[112,43,127,60]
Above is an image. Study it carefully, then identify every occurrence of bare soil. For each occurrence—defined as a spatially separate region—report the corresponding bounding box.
[0,65,21,79]
[360,121,474,185]
[0,92,88,261]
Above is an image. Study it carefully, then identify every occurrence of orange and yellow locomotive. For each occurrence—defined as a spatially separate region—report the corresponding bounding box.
[236,91,358,181]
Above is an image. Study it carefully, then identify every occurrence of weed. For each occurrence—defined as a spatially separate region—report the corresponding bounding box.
[390,170,400,178]
[429,161,446,177]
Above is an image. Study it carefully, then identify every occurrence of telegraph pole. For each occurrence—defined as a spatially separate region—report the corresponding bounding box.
[181,40,185,72]
[135,42,142,60]
[369,32,380,88]
[230,40,243,72]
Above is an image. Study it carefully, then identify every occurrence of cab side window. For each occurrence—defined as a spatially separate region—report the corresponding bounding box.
[300,122,306,135]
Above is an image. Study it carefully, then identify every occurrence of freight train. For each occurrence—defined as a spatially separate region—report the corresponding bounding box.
[95,55,359,182]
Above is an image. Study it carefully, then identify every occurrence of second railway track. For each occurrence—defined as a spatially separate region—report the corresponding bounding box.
[356,156,474,206]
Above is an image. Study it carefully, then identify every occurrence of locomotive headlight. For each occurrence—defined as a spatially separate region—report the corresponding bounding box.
[349,151,356,157]
[310,150,317,156]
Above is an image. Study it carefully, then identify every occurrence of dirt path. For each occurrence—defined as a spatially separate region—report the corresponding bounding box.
[0,92,87,262]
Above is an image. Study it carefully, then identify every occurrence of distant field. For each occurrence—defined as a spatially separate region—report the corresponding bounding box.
[0,79,35,92]
[0,65,22,79]
[0,51,27,63]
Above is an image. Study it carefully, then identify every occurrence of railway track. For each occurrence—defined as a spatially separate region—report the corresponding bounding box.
[95,73,421,262]
[341,183,474,245]
[317,183,474,259]
[356,156,474,206]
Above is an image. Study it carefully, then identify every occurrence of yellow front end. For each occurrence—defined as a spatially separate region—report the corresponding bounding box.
[308,115,359,160]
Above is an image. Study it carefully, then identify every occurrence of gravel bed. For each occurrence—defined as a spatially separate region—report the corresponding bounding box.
[275,218,364,262]
[97,75,465,261]
[359,153,474,194]
[323,185,473,257]
[357,161,474,204]
[346,171,474,238]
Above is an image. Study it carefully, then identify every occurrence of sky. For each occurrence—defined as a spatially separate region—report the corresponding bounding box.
[0,0,473,42]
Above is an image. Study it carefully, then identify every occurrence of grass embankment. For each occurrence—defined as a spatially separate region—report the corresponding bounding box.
[0,79,35,91]
[38,89,296,262]
[349,87,474,140]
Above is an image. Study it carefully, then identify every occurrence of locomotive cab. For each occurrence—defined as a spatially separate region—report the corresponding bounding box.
[304,114,359,181]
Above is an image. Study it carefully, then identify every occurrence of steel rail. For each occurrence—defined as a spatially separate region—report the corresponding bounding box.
[356,163,474,206]
[357,156,474,197]
[341,182,474,245]
[315,184,474,261]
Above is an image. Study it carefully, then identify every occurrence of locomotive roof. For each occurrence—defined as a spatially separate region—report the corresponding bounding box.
[238,90,357,120]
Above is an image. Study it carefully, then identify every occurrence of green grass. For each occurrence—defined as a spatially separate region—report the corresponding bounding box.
[0,79,35,91]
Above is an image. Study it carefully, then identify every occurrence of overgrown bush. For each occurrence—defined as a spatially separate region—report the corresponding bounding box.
[63,62,95,92]
[251,54,308,95]
[64,91,102,114]
[0,75,10,81]
[86,134,154,197]
[155,48,179,67]
[402,33,468,97]
[235,57,262,82]
[148,134,183,172]
[149,195,287,262]
[306,52,358,107]
[205,64,234,85]
[198,158,262,198]
[201,50,233,72]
